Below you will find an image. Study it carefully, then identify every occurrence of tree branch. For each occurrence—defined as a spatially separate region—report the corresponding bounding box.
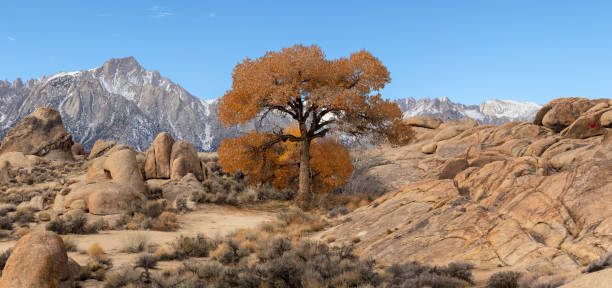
[311,128,331,139]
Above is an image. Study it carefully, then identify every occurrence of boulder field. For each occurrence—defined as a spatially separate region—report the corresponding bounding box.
[320,97,612,276]
[0,107,207,217]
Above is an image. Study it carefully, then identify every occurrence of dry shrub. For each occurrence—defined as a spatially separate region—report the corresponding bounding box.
[120,200,181,231]
[518,273,565,288]
[487,271,522,288]
[46,214,103,234]
[154,247,174,261]
[12,208,35,224]
[0,216,13,230]
[87,243,105,260]
[120,232,150,253]
[103,267,140,288]
[151,212,179,231]
[386,261,474,287]
[173,234,218,258]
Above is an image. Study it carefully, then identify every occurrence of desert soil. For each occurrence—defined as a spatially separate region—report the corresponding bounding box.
[0,204,276,273]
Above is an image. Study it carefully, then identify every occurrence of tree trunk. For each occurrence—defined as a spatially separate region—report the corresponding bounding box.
[295,138,312,207]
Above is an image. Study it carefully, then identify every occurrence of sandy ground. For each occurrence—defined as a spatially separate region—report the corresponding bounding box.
[0,204,276,273]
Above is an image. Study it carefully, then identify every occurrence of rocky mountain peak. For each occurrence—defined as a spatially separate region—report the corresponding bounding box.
[0,58,240,152]
[101,56,142,72]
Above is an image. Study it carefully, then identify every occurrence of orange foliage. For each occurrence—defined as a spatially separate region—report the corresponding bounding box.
[217,125,353,194]
[217,131,281,185]
[217,44,411,144]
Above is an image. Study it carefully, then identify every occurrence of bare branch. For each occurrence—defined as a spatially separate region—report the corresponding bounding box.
[311,128,331,139]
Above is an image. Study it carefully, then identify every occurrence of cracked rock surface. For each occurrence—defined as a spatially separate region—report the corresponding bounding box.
[320,97,612,275]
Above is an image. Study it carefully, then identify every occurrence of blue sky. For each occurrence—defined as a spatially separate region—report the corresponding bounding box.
[1,0,611,105]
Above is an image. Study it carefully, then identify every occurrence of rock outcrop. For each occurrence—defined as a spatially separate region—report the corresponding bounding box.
[534,97,612,137]
[0,231,80,288]
[0,107,73,160]
[403,116,443,129]
[320,98,612,278]
[63,149,147,214]
[170,141,204,181]
[88,139,116,159]
[0,160,9,184]
[144,132,175,179]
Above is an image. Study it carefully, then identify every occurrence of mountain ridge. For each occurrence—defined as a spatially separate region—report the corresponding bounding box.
[1,57,541,151]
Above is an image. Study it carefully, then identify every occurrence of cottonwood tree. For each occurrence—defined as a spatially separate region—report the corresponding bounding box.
[218,44,413,206]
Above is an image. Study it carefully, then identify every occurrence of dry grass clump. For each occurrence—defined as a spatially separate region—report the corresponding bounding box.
[120,232,150,253]
[151,211,180,231]
[191,158,296,206]
[386,261,474,288]
[80,243,113,281]
[119,200,180,231]
[87,243,105,259]
[172,234,218,259]
[486,271,522,288]
[46,214,105,234]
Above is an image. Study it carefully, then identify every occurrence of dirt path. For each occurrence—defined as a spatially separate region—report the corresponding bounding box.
[0,204,276,271]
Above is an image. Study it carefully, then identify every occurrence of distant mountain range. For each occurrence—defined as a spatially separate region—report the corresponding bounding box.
[395,97,541,126]
[0,57,541,151]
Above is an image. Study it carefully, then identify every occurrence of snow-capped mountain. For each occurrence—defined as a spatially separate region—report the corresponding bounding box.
[395,97,541,125]
[0,57,240,151]
[1,57,542,152]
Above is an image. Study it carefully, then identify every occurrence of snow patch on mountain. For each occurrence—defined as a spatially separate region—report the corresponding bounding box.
[395,97,541,125]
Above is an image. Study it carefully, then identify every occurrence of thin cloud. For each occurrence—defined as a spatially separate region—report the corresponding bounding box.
[111,33,120,38]
[148,5,173,19]
[152,12,173,18]
[209,12,216,18]
[7,36,15,41]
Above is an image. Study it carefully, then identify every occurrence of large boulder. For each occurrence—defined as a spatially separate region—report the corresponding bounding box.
[434,126,466,142]
[65,182,146,214]
[103,149,147,194]
[438,118,478,130]
[65,149,147,214]
[151,173,204,202]
[560,108,610,139]
[144,132,175,179]
[0,160,9,184]
[170,141,204,181]
[0,107,73,159]
[421,142,437,154]
[438,158,468,179]
[0,231,80,288]
[0,151,42,172]
[534,98,609,132]
[403,116,443,129]
[71,143,85,156]
[88,139,116,159]
[85,156,109,181]
[601,110,612,127]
